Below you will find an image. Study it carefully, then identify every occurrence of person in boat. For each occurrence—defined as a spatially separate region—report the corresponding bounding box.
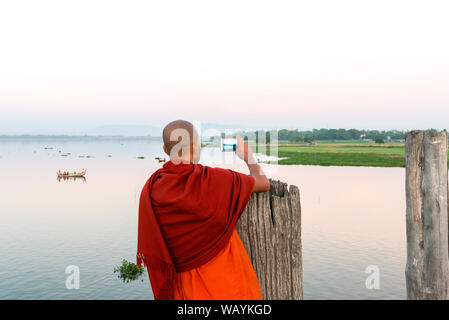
[137,120,270,300]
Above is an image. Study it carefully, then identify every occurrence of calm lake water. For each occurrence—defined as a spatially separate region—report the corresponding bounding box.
[0,140,406,299]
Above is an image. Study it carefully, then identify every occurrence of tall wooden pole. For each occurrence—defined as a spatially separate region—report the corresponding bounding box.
[236,179,303,300]
[405,131,449,299]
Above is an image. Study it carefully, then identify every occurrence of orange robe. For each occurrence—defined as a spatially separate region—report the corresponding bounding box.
[173,229,262,300]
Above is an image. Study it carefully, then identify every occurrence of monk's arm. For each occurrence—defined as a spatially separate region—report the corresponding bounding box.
[235,135,270,193]
[246,160,270,193]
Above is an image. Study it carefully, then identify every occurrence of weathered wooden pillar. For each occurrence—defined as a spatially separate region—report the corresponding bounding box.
[405,131,449,299]
[236,179,303,300]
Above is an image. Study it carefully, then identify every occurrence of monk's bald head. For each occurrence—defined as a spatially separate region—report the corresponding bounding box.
[162,120,200,162]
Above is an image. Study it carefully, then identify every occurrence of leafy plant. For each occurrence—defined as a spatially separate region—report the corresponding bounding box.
[114,259,145,283]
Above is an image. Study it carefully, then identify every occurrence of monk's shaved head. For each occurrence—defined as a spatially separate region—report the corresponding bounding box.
[162,120,200,162]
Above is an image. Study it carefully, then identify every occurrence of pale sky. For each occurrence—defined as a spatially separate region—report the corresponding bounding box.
[1,0,448,134]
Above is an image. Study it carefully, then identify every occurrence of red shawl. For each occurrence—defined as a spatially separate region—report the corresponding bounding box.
[137,160,255,300]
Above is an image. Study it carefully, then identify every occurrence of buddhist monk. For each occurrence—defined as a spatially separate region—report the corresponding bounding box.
[137,120,270,300]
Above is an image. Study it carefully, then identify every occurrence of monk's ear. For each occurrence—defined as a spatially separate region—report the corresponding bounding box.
[163,145,169,156]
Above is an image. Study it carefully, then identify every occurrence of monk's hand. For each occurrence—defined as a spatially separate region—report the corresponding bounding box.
[236,136,270,192]
[236,136,256,164]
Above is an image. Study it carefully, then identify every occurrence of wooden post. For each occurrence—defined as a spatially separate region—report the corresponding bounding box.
[405,131,449,299]
[236,179,303,300]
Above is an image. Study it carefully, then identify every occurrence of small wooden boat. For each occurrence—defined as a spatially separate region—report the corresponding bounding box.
[57,170,86,178]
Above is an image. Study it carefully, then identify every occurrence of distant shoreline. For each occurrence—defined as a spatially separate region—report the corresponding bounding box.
[2,136,447,169]
[0,135,162,141]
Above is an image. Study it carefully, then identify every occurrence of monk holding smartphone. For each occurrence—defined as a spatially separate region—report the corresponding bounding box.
[137,120,270,300]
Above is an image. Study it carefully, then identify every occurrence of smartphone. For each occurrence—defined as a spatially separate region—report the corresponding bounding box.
[221,138,237,152]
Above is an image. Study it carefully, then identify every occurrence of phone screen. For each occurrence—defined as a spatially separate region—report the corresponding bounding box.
[221,138,237,152]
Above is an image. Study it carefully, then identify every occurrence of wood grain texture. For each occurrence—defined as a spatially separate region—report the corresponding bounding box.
[405,131,449,299]
[236,179,303,300]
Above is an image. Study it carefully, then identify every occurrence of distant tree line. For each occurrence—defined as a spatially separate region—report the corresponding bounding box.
[232,128,447,143]
[276,128,407,142]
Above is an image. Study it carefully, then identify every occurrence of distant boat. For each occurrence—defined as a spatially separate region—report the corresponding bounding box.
[57,170,86,178]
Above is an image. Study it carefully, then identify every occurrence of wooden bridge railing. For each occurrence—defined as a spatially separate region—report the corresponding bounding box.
[405,131,449,299]
[236,179,303,300]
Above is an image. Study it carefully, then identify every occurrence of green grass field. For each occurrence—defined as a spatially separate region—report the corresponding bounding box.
[205,140,448,168]
[270,142,409,168]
